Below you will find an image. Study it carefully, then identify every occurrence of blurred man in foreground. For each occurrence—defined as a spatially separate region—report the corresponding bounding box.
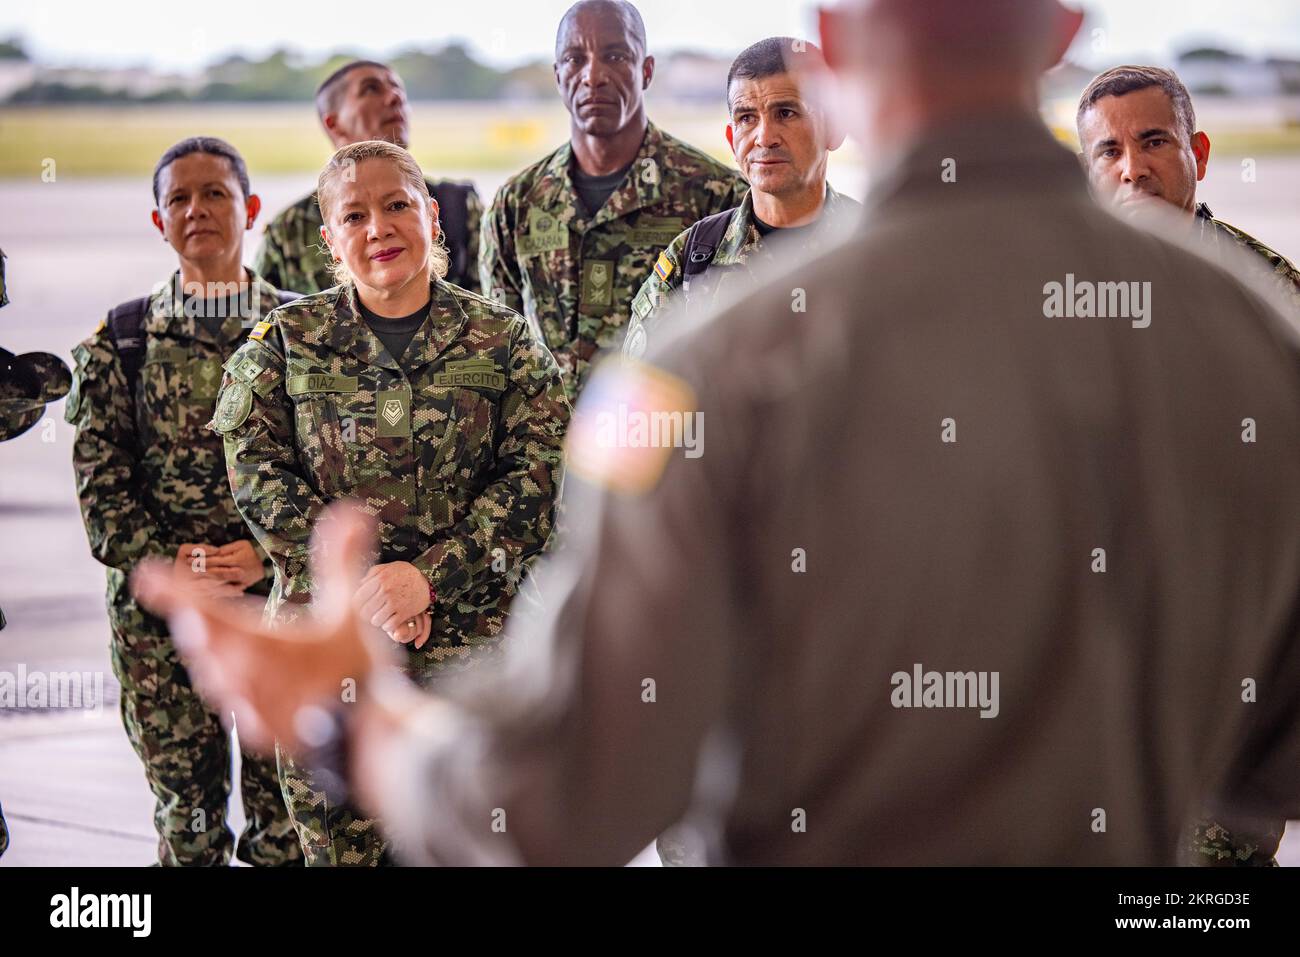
[1077,65,1300,310]
[137,0,1300,865]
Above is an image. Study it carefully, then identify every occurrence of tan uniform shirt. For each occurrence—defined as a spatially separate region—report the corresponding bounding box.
[378,112,1300,866]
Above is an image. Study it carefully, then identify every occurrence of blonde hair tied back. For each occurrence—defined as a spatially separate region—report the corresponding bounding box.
[316,139,450,287]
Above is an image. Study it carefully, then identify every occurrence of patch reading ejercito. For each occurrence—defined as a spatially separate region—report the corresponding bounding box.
[433,358,506,391]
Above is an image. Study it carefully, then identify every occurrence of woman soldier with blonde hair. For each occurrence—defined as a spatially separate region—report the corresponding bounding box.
[211,140,570,865]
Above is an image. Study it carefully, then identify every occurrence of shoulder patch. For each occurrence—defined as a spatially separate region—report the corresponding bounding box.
[566,359,698,495]
[211,381,253,434]
[249,320,272,341]
[95,317,106,334]
[654,252,675,283]
[226,349,268,383]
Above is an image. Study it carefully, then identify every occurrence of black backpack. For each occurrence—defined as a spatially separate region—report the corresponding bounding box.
[106,289,300,390]
[680,208,737,291]
[428,182,473,285]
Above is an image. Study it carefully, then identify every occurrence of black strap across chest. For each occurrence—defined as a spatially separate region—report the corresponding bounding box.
[106,289,300,391]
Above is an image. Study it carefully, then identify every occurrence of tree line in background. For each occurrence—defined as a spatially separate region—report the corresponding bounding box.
[3,35,1300,105]
[0,38,647,104]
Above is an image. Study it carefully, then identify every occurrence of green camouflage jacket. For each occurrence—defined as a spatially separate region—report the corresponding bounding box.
[212,278,570,681]
[479,121,748,403]
[1195,202,1300,311]
[67,273,282,692]
[624,184,861,358]
[254,178,483,295]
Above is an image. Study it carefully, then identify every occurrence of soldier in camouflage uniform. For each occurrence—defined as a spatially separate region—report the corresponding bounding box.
[67,138,301,866]
[625,185,858,358]
[625,38,861,360]
[480,0,747,404]
[254,59,482,295]
[215,140,569,865]
[1077,65,1297,867]
[1192,202,1300,309]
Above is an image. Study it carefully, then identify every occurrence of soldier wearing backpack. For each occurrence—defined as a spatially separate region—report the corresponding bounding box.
[625,37,859,360]
[66,137,302,866]
[253,59,482,296]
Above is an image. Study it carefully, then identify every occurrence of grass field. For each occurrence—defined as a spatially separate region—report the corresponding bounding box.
[4,99,1300,180]
[0,100,746,178]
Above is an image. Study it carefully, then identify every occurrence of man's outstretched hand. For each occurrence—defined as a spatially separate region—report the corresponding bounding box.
[132,502,397,754]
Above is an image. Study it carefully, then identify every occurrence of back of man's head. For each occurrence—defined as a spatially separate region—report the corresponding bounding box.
[819,0,1082,159]
[827,0,1074,72]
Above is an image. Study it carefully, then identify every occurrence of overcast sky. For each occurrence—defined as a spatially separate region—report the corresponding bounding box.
[2,0,1298,74]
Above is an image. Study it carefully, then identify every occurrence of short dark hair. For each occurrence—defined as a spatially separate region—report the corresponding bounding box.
[315,60,392,119]
[555,0,647,59]
[1077,65,1197,144]
[726,37,824,102]
[151,136,250,206]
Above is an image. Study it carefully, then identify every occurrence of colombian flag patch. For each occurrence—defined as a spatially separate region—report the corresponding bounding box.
[248,320,272,341]
[653,252,674,283]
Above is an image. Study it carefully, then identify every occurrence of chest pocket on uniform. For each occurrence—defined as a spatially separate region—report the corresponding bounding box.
[140,345,218,443]
[417,384,499,489]
[288,372,360,499]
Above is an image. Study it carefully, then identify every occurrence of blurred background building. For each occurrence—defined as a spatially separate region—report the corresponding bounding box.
[0,0,1298,866]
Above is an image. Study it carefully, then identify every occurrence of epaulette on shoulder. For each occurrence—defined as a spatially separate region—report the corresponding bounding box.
[448,283,522,321]
[1215,217,1300,273]
[658,129,740,177]
[243,289,324,341]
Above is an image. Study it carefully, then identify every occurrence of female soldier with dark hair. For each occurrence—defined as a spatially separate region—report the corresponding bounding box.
[67,137,302,865]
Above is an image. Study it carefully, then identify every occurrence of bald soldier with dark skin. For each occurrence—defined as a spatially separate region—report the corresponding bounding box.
[558,0,654,180]
[479,0,747,404]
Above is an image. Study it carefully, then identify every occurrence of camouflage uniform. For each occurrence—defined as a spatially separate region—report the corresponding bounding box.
[0,248,72,443]
[625,184,861,358]
[66,272,302,866]
[480,122,748,403]
[0,350,71,441]
[1194,202,1300,310]
[254,179,483,295]
[213,277,570,865]
[1186,201,1299,868]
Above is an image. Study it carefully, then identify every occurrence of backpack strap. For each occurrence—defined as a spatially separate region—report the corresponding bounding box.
[105,296,151,390]
[429,182,472,284]
[681,209,736,287]
[108,290,297,389]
